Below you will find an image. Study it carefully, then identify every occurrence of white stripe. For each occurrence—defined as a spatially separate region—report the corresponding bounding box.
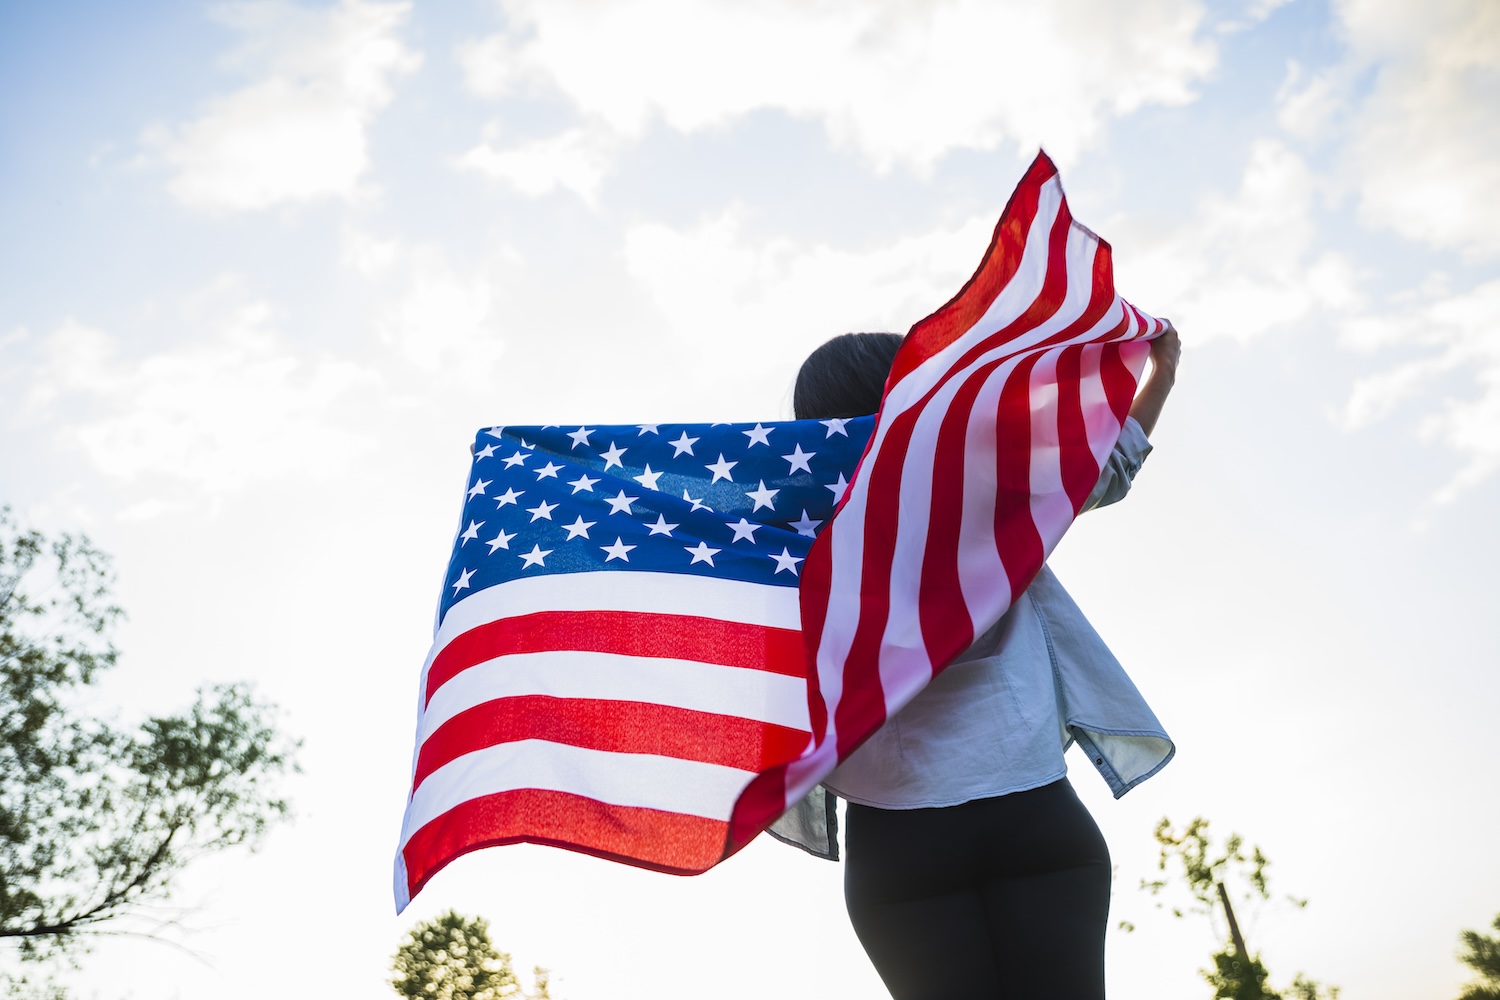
[416,649,814,749]
[1076,343,1121,478]
[1027,349,1071,545]
[425,571,801,690]
[394,850,411,913]
[398,740,752,846]
[954,353,1025,620]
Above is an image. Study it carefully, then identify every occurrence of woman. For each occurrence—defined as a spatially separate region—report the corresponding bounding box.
[790,326,1181,999]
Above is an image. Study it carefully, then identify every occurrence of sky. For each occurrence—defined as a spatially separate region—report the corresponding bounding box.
[2,0,1498,997]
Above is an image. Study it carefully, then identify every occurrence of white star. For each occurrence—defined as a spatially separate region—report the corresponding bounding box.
[646,514,679,537]
[782,444,815,474]
[601,536,636,562]
[535,461,563,480]
[567,473,599,494]
[495,487,524,507]
[483,425,505,439]
[633,465,663,491]
[486,528,517,553]
[821,418,850,438]
[459,519,484,544]
[451,567,476,594]
[518,438,534,449]
[705,453,737,483]
[467,478,492,500]
[684,541,721,566]
[503,451,529,468]
[682,490,711,513]
[745,480,779,512]
[769,547,804,576]
[475,444,497,460]
[824,473,850,500]
[726,518,761,543]
[527,499,558,522]
[636,424,660,435]
[567,426,595,449]
[600,442,627,470]
[563,516,596,540]
[789,509,823,537]
[519,544,552,569]
[669,431,699,457]
[743,422,773,447]
[605,490,639,515]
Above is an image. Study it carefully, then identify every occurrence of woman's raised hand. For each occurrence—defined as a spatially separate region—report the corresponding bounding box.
[1127,321,1181,436]
[1148,322,1181,381]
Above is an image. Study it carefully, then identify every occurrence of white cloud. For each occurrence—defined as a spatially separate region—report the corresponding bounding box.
[23,283,381,496]
[623,205,994,362]
[455,121,621,204]
[459,0,1215,175]
[145,0,421,212]
[1276,0,1500,255]
[340,228,512,382]
[1216,0,1297,34]
[1340,278,1500,503]
[1112,139,1359,342]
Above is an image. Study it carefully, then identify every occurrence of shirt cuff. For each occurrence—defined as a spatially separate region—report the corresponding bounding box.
[1117,416,1153,465]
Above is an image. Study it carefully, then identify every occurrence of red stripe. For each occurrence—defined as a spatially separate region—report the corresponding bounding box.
[1103,339,1146,427]
[832,403,918,757]
[893,152,1056,384]
[798,534,834,744]
[413,696,810,790]
[426,610,804,705]
[401,788,728,900]
[916,354,1007,663]
[992,351,1046,599]
[1019,186,1075,342]
[1054,345,1097,510]
[726,762,792,855]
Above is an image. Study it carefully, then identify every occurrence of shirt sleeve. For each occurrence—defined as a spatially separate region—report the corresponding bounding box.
[1081,417,1153,512]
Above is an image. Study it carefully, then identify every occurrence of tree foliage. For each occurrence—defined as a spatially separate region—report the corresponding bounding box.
[1145,817,1338,1000]
[1457,913,1500,1000]
[391,911,552,1000]
[0,506,297,964]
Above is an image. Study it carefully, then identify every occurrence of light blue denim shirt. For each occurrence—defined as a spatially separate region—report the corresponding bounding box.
[770,417,1174,859]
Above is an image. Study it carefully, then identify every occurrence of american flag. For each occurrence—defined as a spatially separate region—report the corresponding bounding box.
[395,151,1165,909]
[395,416,875,909]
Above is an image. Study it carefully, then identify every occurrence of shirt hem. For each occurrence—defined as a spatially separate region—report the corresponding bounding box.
[828,766,1070,811]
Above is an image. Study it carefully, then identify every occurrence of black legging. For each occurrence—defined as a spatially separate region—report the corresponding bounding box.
[843,778,1111,1000]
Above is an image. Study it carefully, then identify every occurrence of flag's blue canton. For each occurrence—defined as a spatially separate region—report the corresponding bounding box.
[439,418,877,623]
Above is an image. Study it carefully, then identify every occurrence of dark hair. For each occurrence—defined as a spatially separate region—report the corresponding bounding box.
[793,332,904,420]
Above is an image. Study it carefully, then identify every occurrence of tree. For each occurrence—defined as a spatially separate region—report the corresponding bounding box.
[0,506,297,970]
[391,911,553,1000]
[1457,913,1500,1000]
[1143,817,1338,1000]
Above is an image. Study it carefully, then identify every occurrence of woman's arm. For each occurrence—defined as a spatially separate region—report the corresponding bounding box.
[1127,323,1181,437]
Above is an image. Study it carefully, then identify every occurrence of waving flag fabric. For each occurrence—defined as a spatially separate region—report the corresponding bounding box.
[395,151,1166,910]
[395,417,874,909]
[727,152,1166,845]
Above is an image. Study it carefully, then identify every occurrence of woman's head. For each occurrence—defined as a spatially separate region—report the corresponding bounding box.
[793,332,904,421]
